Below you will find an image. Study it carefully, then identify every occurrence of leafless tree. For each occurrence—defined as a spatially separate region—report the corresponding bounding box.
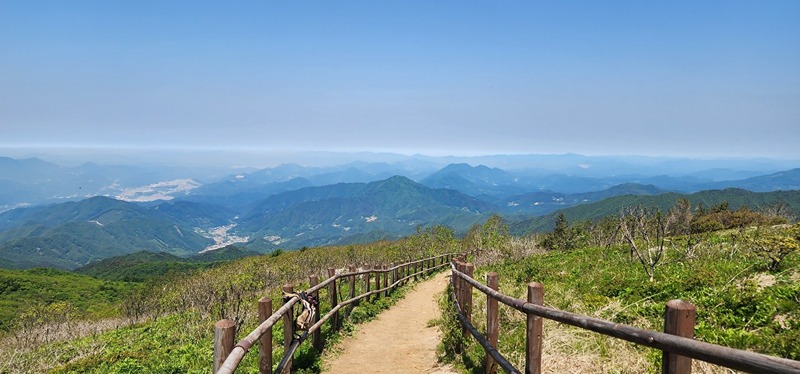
[619,206,675,282]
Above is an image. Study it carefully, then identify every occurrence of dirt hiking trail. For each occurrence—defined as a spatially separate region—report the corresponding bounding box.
[322,271,456,374]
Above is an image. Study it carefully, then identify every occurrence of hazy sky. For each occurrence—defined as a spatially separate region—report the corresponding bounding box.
[1,1,799,158]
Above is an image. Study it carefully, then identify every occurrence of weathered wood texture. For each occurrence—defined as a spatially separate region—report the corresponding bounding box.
[462,262,474,340]
[281,284,293,373]
[309,275,322,353]
[485,272,499,374]
[450,264,800,374]
[213,253,454,374]
[526,283,543,374]
[213,319,236,374]
[374,265,381,300]
[662,299,696,374]
[258,298,272,374]
[382,264,388,297]
[328,267,339,331]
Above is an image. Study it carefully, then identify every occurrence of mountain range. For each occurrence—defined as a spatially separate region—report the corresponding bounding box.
[1,154,799,269]
[510,188,800,235]
[239,176,494,250]
[4,153,799,210]
[0,196,212,269]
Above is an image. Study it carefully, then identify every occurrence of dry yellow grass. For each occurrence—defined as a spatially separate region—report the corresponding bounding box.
[0,317,125,373]
[461,284,748,373]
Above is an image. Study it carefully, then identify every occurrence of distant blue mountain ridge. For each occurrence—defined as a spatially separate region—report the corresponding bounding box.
[1,155,798,270]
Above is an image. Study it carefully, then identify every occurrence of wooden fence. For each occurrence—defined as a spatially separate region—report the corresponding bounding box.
[450,259,800,374]
[212,253,454,374]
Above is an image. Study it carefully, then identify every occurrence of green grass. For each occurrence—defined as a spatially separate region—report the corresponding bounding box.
[1,225,459,373]
[439,230,800,372]
[2,269,441,374]
[0,267,132,332]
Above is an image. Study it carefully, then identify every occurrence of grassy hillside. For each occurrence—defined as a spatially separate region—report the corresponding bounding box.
[0,268,132,332]
[74,251,206,282]
[75,247,260,282]
[1,225,462,373]
[440,225,800,372]
[511,189,800,234]
[0,196,213,270]
[3,185,800,372]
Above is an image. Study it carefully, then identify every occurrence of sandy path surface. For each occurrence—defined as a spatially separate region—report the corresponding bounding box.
[323,271,456,374]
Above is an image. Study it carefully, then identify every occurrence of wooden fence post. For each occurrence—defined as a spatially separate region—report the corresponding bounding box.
[365,264,371,300]
[662,299,696,374]
[453,260,461,306]
[374,264,382,299]
[449,259,456,303]
[486,272,499,374]
[463,263,474,339]
[382,264,388,297]
[213,319,235,373]
[349,265,357,301]
[452,260,463,353]
[390,263,396,295]
[399,263,404,285]
[327,268,339,331]
[309,274,322,353]
[258,298,272,374]
[456,260,464,308]
[282,284,294,373]
[526,282,544,374]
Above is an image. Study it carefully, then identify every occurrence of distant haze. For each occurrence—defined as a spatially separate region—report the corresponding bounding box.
[1,2,799,158]
[0,147,798,175]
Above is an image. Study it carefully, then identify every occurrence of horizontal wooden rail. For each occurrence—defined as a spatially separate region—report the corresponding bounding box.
[451,296,520,373]
[214,253,454,374]
[275,259,452,373]
[450,262,800,374]
[215,297,298,373]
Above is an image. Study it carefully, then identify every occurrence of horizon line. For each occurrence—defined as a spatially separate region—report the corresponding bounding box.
[1,143,798,162]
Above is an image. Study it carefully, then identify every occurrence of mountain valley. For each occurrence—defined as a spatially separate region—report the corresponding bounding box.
[1,154,799,269]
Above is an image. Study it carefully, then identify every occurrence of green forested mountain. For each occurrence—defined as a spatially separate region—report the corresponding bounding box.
[182,177,315,211]
[151,200,235,228]
[701,168,800,192]
[74,246,259,282]
[3,169,800,270]
[420,163,528,197]
[242,176,497,250]
[73,251,200,282]
[496,182,667,215]
[191,245,260,262]
[0,267,131,331]
[510,188,800,234]
[0,197,213,270]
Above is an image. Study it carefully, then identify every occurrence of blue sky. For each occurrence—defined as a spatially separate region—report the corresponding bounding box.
[1,1,799,158]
